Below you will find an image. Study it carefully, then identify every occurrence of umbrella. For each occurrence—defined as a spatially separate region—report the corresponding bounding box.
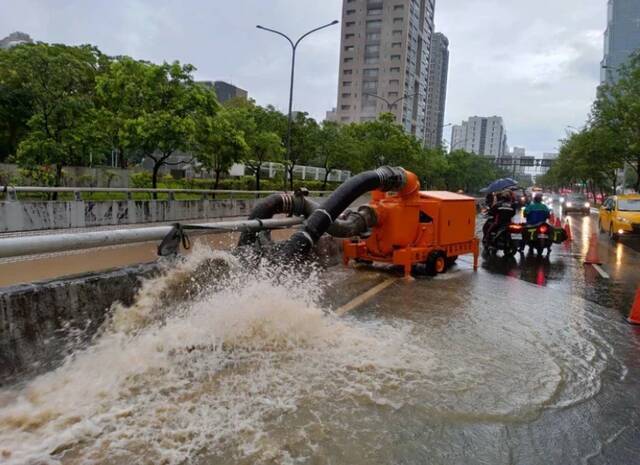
[480,178,518,194]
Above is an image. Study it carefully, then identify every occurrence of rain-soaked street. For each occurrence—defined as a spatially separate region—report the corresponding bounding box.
[1,209,640,464]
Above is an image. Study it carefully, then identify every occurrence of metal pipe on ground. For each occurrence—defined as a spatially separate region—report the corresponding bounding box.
[0,217,304,259]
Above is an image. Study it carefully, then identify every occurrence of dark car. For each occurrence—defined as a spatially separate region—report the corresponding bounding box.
[560,194,591,215]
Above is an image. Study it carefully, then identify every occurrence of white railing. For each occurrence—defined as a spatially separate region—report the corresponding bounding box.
[0,217,304,259]
[0,186,332,201]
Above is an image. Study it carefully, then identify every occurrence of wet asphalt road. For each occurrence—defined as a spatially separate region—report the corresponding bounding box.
[321,207,640,465]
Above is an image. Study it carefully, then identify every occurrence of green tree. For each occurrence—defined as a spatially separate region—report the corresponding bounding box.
[124,61,218,195]
[94,57,150,168]
[195,111,249,190]
[10,43,105,196]
[224,104,285,191]
[346,113,422,171]
[0,47,33,161]
[592,53,640,192]
[288,112,320,190]
[313,121,359,189]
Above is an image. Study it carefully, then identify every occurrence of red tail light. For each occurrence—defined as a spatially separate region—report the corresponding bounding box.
[538,225,548,234]
[509,224,523,231]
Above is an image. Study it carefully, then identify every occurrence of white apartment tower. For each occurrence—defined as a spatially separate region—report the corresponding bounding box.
[450,116,507,159]
[335,0,436,142]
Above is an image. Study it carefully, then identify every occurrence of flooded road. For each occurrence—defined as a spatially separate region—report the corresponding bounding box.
[1,210,640,464]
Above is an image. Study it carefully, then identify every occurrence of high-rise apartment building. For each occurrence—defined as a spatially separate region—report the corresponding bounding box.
[334,0,436,142]
[424,32,449,148]
[450,116,507,159]
[601,0,640,84]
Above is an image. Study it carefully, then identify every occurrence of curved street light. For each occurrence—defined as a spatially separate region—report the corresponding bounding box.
[363,92,424,110]
[257,20,339,188]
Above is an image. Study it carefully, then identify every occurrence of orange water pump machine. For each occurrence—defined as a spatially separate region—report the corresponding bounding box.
[342,171,480,277]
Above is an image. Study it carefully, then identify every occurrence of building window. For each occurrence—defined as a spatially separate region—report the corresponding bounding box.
[391,42,402,48]
[389,79,400,85]
[366,32,381,41]
[345,33,355,39]
[343,81,352,87]
[346,21,356,27]
[390,67,400,73]
[362,80,378,91]
[346,9,356,15]
[344,45,354,52]
[341,105,351,110]
[363,68,379,77]
[393,4,404,10]
[388,91,399,97]
[343,69,353,75]
[391,54,401,60]
[392,29,403,37]
[393,17,403,24]
[342,93,351,98]
[366,19,382,30]
[364,56,379,64]
[344,57,354,63]
[341,116,350,121]
[365,44,380,54]
[367,8,383,15]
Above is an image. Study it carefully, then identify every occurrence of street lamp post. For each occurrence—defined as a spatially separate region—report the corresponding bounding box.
[363,92,422,112]
[257,20,339,189]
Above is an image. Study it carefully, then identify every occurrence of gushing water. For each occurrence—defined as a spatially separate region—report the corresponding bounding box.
[0,246,619,464]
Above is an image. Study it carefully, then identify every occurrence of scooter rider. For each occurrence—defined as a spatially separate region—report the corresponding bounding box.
[483,191,517,244]
[524,193,551,225]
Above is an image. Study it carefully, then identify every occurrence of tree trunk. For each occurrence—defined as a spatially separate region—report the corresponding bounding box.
[288,165,295,191]
[255,165,261,193]
[635,159,640,193]
[322,167,331,191]
[52,163,63,201]
[214,169,221,190]
[152,162,161,200]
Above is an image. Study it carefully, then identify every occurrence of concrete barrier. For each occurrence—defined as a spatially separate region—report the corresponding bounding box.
[0,262,161,386]
[0,199,261,233]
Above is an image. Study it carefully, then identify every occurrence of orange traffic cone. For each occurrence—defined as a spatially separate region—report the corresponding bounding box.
[627,287,640,325]
[584,233,601,265]
[564,220,572,241]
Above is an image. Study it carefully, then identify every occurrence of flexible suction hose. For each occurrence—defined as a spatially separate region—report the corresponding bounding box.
[280,166,408,257]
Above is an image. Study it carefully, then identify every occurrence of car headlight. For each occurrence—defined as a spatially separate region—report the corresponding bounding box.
[566,202,573,207]
[584,202,590,208]
[617,217,630,223]
[559,197,565,202]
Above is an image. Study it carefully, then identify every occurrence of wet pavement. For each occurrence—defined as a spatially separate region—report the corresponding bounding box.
[0,209,640,464]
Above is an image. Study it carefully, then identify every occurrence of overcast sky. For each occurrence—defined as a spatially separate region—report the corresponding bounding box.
[2,0,606,154]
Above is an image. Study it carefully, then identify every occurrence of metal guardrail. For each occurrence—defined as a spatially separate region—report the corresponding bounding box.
[0,186,332,201]
[0,217,304,259]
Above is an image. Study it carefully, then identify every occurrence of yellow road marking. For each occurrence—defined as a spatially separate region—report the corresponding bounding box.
[334,278,397,316]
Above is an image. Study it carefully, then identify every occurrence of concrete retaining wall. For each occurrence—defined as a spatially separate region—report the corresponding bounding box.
[0,198,262,233]
[0,263,160,386]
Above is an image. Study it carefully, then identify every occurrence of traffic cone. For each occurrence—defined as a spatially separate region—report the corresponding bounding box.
[627,287,640,325]
[584,233,601,265]
[564,220,572,241]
